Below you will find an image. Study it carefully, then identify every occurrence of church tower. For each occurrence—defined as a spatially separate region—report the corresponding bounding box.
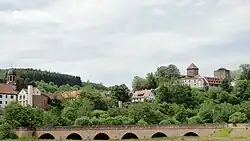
[6,68,17,85]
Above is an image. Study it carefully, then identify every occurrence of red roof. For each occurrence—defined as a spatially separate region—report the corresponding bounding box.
[132,89,152,99]
[204,77,222,85]
[0,84,17,94]
[187,63,198,70]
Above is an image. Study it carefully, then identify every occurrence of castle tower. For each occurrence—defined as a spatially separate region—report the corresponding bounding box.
[6,68,17,85]
[187,63,199,77]
[214,68,231,80]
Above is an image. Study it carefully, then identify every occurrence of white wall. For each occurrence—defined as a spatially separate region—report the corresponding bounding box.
[18,85,41,107]
[0,94,17,108]
[18,90,28,106]
[182,78,204,89]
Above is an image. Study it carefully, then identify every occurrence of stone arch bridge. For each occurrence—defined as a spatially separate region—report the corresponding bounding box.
[16,124,228,140]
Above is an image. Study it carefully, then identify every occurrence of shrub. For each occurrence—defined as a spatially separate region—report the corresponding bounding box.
[137,119,148,125]
[0,123,18,140]
[74,116,91,126]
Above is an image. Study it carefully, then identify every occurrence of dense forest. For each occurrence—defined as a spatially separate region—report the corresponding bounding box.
[1,64,250,140]
[0,68,82,87]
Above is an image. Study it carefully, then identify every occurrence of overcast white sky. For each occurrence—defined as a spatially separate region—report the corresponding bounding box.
[0,0,250,87]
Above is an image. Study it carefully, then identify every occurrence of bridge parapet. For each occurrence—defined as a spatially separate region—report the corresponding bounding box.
[33,124,228,131]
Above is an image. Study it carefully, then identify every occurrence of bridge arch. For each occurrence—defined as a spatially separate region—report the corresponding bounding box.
[151,132,167,138]
[184,132,199,137]
[94,133,110,140]
[121,133,138,140]
[39,133,55,139]
[66,133,82,140]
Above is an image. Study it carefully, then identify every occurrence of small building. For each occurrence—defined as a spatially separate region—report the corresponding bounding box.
[18,85,49,110]
[132,89,155,102]
[0,68,18,109]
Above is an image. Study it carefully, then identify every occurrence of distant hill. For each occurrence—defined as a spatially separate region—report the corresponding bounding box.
[0,68,82,87]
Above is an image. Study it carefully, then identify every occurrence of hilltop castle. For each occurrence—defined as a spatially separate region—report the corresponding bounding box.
[182,63,231,89]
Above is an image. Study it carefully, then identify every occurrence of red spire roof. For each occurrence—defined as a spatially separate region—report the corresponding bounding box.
[187,63,199,70]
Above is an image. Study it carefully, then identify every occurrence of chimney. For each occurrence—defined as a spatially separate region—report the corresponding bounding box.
[27,85,33,106]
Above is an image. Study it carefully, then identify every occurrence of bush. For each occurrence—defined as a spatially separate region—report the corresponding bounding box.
[188,116,203,124]
[0,123,18,140]
[229,112,247,124]
[75,116,91,126]
[159,118,179,125]
[137,119,148,125]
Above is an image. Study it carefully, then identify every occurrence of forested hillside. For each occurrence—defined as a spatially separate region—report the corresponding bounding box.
[0,68,82,86]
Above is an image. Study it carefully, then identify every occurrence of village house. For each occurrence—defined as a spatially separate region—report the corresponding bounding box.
[132,89,155,102]
[18,85,49,110]
[0,68,18,108]
[182,63,231,89]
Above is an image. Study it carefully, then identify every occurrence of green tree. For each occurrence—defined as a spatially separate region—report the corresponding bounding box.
[239,64,250,80]
[61,107,77,124]
[128,102,164,124]
[109,84,130,102]
[229,112,247,124]
[3,102,43,128]
[0,123,17,140]
[221,79,233,93]
[155,64,180,84]
[132,76,148,91]
[137,119,148,125]
[146,73,158,89]
[188,116,203,124]
[75,116,91,126]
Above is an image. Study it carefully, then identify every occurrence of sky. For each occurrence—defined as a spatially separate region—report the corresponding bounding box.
[0,0,250,88]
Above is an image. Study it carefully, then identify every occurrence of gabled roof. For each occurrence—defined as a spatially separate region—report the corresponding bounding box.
[132,89,153,99]
[0,84,17,95]
[187,63,199,70]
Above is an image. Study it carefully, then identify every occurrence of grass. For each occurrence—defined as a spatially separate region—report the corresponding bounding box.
[213,128,233,137]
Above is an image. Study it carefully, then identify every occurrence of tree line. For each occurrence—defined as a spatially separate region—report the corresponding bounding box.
[0,68,82,89]
[1,64,250,139]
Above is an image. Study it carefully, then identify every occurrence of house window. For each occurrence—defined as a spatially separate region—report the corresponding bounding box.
[0,95,2,98]
[0,101,2,104]
[5,101,7,104]
[6,95,8,98]
[19,95,22,100]
[11,96,14,99]
[23,95,25,99]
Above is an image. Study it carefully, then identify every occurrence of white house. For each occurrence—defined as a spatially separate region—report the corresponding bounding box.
[0,68,18,109]
[132,89,155,102]
[18,85,41,107]
[0,84,17,108]
[182,75,206,89]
